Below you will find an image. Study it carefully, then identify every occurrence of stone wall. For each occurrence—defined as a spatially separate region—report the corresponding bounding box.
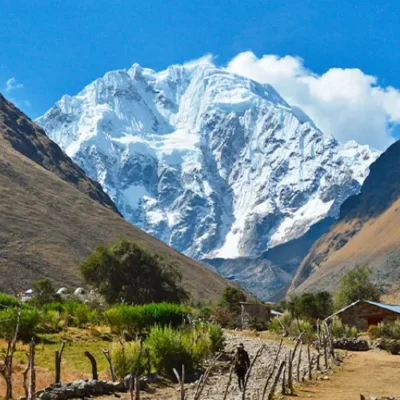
[331,302,399,331]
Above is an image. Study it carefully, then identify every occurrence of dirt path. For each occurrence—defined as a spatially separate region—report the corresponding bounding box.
[292,349,400,400]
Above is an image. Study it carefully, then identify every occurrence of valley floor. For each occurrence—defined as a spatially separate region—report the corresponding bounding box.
[292,349,400,400]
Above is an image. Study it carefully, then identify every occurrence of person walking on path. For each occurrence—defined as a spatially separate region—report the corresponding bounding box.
[234,343,250,391]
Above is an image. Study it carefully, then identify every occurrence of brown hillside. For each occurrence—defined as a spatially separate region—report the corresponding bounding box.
[289,140,400,295]
[0,94,232,300]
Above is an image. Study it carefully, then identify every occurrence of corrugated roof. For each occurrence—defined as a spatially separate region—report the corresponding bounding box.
[326,300,400,320]
[366,300,400,314]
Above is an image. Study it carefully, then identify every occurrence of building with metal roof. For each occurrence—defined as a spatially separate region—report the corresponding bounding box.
[326,300,400,331]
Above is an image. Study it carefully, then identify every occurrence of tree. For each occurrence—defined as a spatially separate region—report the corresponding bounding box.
[30,279,61,307]
[218,287,246,314]
[80,237,188,305]
[279,291,333,320]
[214,287,247,328]
[334,266,380,310]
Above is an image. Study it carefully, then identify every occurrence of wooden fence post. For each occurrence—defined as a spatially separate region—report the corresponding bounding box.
[267,361,286,400]
[103,349,116,381]
[287,350,293,395]
[297,342,303,382]
[261,339,283,400]
[0,310,21,400]
[55,341,65,384]
[242,345,265,400]
[84,351,98,380]
[28,338,36,400]
[307,342,312,380]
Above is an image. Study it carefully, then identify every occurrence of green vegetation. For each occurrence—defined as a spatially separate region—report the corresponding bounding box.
[111,341,149,379]
[0,292,21,308]
[0,307,40,341]
[368,320,400,340]
[80,237,188,305]
[30,279,62,307]
[329,316,358,339]
[215,287,247,328]
[333,266,380,310]
[104,303,190,335]
[280,291,333,320]
[268,311,315,341]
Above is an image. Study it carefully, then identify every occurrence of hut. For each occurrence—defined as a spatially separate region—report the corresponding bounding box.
[326,300,400,331]
[240,302,272,329]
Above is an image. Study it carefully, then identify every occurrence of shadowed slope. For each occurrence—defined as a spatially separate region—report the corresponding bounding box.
[0,95,232,299]
[290,140,400,295]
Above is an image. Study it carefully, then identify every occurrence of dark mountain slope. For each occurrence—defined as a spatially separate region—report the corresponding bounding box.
[0,95,232,300]
[290,140,400,295]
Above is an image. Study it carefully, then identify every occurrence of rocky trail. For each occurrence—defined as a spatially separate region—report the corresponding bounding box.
[96,332,400,400]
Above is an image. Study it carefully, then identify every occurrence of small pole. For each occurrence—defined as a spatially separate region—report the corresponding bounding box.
[84,351,98,380]
[297,342,303,382]
[103,349,116,381]
[307,342,312,380]
[28,338,36,400]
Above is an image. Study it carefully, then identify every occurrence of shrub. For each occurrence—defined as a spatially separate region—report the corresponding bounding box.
[368,325,379,339]
[80,238,188,304]
[333,266,380,310]
[268,311,293,336]
[280,292,333,320]
[380,339,400,355]
[290,318,315,341]
[111,341,149,379]
[0,292,20,308]
[146,325,194,377]
[207,323,225,353]
[0,308,40,341]
[104,303,189,335]
[328,317,359,339]
[40,310,62,332]
[376,320,400,340]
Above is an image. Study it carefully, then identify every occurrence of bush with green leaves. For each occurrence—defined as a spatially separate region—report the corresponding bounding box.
[0,292,20,308]
[104,303,189,335]
[111,341,149,379]
[333,266,380,310]
[268,311,315,341]
[146,325,195,377]
[0,307,40,342]
[80,237,188,305]
[279,291,333,320]
[207,323,225,353]
[40,300,100,328]
[375,320,400,339]
[40,310,63,332]
[328,317,358,339]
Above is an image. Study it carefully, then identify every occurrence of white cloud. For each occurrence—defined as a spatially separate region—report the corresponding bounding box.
[5,77,24,92]
[226,52,400,149]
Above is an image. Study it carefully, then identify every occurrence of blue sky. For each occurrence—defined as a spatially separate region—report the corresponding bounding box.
[1,0,400,148]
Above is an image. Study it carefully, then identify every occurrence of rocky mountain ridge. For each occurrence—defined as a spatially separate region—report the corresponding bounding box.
[36,61,379,298]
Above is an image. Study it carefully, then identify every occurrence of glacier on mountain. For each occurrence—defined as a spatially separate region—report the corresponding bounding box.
[37,60,379,294]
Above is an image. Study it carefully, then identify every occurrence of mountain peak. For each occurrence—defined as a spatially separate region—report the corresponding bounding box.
[36,62,379,264]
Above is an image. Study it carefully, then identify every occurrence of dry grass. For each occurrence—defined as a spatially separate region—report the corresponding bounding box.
[291,196,400,296]
[291,350,400,400]
[0,95,233,301]
[0,328,112,398]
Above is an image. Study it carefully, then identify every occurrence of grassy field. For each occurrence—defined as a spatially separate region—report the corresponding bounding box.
[0,328,113,397]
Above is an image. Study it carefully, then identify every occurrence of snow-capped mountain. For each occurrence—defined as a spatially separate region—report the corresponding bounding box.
[37,60,379,267]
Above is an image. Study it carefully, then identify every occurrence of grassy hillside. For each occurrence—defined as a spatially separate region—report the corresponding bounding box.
[0,94,233,300]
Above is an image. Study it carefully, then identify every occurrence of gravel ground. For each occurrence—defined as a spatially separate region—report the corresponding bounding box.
[185,333,315,400]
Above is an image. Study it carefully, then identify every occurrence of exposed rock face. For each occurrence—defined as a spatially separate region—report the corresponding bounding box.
[290,140,400,296]
[36,61,378,298]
